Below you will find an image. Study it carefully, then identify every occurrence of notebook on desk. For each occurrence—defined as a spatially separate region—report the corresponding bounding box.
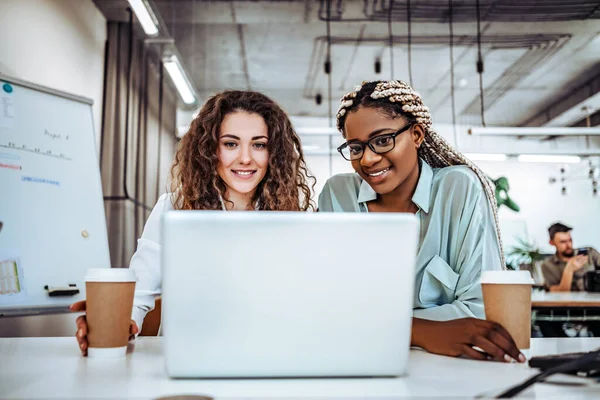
[161,211,418,378]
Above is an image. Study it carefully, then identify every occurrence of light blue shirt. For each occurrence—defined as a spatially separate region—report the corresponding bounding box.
[318,159,503,321]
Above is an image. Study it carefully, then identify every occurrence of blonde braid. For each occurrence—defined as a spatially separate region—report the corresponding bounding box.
[336,85,362,131]
[336,80,506,269]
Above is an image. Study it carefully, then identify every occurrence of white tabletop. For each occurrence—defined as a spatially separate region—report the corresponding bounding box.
[1,337,600,399]
[532,291,600,307]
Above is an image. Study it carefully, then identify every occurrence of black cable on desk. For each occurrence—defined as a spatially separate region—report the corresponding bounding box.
[496,348,600,398]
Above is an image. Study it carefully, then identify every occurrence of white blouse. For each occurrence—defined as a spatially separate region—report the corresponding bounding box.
[129,193,246,331]
[129,193,174,331]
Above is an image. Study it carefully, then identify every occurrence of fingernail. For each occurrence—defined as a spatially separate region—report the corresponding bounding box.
[518,353,526,363]
[80,343,84,349]
[504,354,512,363]
[77,329,82,338]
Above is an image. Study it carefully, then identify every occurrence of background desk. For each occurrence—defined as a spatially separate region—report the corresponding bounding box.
[532,291,600,308]
[531,291,600,331]
[1,337,600,399]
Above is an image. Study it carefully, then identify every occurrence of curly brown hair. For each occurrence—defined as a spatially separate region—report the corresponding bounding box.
[170,90,316,211]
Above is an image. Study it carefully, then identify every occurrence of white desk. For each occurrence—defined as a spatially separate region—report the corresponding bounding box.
[1,337,599,399]
[532,291,600,308]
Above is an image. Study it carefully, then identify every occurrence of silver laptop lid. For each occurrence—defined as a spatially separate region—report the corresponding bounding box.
[162,211,418,378]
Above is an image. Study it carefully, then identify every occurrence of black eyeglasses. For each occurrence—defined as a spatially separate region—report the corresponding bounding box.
[337,122,414,161]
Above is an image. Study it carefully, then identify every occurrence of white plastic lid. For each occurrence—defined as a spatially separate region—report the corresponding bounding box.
[84,268,136,283]
[480,270,534,285]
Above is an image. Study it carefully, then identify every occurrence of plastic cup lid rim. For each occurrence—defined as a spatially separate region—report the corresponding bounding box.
[84,268,136,283]
[480,270,534,285]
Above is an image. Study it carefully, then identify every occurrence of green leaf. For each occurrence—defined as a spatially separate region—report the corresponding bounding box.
[506,236,545,266]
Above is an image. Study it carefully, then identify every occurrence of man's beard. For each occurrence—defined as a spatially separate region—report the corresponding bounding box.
[560,249,575,258]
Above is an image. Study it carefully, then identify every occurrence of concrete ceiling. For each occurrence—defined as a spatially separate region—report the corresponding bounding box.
[94,0,600,126]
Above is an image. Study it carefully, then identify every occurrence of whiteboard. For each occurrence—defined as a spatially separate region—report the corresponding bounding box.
[0,74,110,316]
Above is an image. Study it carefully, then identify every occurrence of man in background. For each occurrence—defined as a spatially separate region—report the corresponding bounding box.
[537,223,600,338]
[542,222,600,292]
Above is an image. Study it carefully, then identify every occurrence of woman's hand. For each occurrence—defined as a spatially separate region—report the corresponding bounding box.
[412,317,526,363]
[70,300,139,356]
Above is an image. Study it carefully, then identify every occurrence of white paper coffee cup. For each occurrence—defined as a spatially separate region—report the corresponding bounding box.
[481,270,533,351]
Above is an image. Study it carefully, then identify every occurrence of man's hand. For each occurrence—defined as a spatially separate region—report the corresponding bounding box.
[412,318,526,363]
[70,301,139,356]
[550,254,590,292]
[566,255,589,273]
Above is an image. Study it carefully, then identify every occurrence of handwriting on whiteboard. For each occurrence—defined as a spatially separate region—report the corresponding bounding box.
[0,162,21,171]
[21,176,60,186]
[44,129,69,141]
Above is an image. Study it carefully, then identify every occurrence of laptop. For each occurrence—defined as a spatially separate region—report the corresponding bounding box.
[161,211,418,378]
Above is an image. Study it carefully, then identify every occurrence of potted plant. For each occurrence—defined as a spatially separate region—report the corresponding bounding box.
[506,237,547,285]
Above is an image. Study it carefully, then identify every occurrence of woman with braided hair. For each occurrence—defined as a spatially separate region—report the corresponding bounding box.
[319,80,526,363]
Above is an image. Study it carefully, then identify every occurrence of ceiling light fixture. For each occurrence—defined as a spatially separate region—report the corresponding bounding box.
[469,127,600,136]
[302,145,321,151]
[127,0,159,36]
[518,155,581,164]
[464,153,507,161]
[295,127,339,135]
[163,55,196,105]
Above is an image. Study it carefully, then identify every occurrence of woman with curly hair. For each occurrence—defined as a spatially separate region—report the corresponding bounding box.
[72,90,315,355]
[319,80,526,364]
[171,91,314,211]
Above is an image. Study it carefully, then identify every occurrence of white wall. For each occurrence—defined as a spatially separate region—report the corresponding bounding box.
[305,154,600,254]
[478,160,600,254]
[0,0,106,150]
[0,0,106,337]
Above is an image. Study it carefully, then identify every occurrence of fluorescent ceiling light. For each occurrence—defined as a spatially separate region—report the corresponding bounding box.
[469,127,600,136]
[298,150,338,156]
[464,153,507,162]
[295,127,339,135]
[302,145,321,151]
[163,56,196,105]
[518,155,581,164]
[127,0,159,36]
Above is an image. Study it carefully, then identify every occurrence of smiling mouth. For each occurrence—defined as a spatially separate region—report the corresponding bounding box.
[232,170,256,177]
[365,167,391,177]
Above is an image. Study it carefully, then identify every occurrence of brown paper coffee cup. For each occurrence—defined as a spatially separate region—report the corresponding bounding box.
[85,268,136,358]
[481,271,533,351]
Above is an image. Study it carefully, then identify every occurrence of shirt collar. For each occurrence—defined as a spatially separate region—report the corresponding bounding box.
[552,253,563,264]
[357,158,433,213]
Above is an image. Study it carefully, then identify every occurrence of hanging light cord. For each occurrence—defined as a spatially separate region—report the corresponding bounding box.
[407,0,413,86]
[326,0,333,176]
[476,0,486,126]
[388,0,394,79]
[449,0,457,147]
[585,108,591,148]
